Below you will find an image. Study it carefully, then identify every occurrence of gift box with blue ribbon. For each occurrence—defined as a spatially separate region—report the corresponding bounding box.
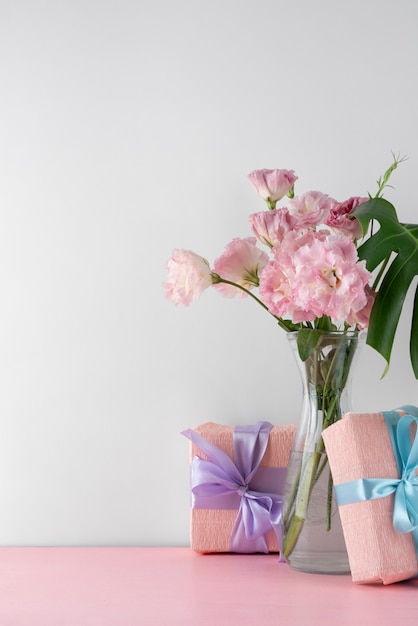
[323,406,418,584]
[182,421,295,554]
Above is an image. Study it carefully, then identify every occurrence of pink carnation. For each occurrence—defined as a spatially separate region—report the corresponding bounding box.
[293,236,370,321]
[248,169,298,207]
[288,191,334,229]
[259,230,320,322]
[259,231,371,324]
[326,196,367,240]
[163,249,213,306]
[213,237,269,298]
[249,207,298,248]
[259,259,303,321]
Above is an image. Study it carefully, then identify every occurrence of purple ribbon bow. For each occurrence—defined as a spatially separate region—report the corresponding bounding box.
[182,421,285,553]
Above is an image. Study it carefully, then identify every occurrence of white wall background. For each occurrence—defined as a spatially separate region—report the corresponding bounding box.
[0,0,417,546]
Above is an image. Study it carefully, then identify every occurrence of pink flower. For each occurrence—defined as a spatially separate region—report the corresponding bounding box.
[163,249,213,306]
[259,258,303,321]
[259,231,371,324]
[248,169,298,208]
[249,208,298,248]
[213,237,269,298]
[259,230,321,321]
[347,284,376,330]
[288,191,334,229]
[326,196,367,240]
[292,236,370,321]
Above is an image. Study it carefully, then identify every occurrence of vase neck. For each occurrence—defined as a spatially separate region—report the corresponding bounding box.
[287,330,364,451]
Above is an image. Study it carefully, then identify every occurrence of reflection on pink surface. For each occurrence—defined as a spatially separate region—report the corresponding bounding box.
[0,547,416,625]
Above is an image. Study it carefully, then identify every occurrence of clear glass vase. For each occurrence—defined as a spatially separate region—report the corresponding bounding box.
[282,330,363,574]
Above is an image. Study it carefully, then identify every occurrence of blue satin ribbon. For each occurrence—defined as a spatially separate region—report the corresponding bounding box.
[334,406,418,546]
[182,421,285,554]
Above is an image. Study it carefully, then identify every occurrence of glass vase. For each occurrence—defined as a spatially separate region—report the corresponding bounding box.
[281,330,363,574]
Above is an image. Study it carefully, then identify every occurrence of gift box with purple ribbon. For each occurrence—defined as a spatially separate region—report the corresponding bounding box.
[322,405,418,584]
[182,421,295,554]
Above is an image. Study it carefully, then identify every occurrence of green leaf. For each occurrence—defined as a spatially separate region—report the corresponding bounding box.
[353,198,418,378]
[297,328,323,361]
[314,315,336,332]
[411,286,418,379]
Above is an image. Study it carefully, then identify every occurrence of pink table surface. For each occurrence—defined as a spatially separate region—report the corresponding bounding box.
[0,547,416,625]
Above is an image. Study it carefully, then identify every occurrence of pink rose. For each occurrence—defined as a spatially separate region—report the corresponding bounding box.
[249,207,298,248]
[248,169,298,209]
[326,196,367,240]
[213,237,269,298]
[164,249,213,306]
[288,191,334,229]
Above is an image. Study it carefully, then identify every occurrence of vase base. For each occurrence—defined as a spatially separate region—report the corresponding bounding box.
[286,552,350,575]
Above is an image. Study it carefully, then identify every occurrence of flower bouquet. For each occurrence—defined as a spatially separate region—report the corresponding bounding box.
[164,154,418,567]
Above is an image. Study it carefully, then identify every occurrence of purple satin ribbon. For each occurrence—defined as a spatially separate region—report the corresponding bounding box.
[182,421,285,554]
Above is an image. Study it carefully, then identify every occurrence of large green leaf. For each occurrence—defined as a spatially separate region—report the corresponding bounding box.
[353,198,418,378]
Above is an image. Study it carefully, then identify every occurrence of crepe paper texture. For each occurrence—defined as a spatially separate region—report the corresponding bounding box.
[186,421,296,554]
[323,410,418,584]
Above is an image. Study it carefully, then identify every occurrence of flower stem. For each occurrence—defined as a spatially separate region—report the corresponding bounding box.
[211,275,294,332]
[326,465,333,531]
[282,451,321,559]
[283,332,357,562]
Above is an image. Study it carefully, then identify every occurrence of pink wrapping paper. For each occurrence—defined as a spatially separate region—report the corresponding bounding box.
[323,411,418,584]
[188,422,295,553]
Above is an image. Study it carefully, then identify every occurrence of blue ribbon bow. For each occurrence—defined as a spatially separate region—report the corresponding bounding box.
[335,406,418,544]
[182,421,285,554]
